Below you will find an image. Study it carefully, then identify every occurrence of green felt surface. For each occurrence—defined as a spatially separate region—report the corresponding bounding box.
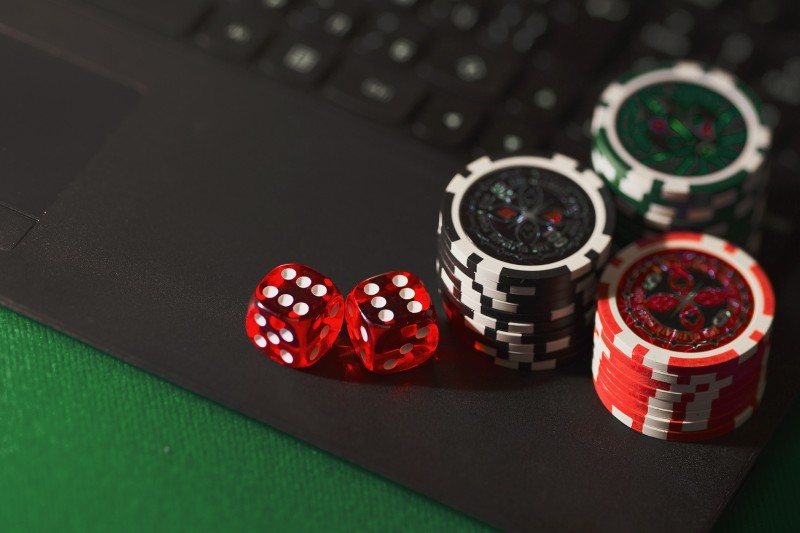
[0,304,798,532]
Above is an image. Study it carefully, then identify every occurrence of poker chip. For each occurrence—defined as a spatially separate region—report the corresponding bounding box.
[437,153,615,370]
[592,232,775,441]
[591,60,771,252]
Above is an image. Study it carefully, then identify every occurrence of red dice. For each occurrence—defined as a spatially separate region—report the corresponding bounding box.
[345,271,439,374]
[245,263,344,368]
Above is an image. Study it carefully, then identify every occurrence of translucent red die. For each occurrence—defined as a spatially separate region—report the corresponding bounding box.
[245,263,344,368]
[345,271,439,373]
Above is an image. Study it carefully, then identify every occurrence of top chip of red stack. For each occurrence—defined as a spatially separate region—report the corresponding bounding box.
[592,232,775,441]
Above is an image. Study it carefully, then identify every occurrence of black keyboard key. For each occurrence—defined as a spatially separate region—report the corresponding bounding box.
[195,7,273,61]
[287,0,364,40]
[546,0,640,73]
[626,4,702,61]
[476,4,549,54]
[417,40,519,103]
[752,36,800,109]
[450,2,484,32]
[419,0,486,32]
[412,94,484,147]
[506,52,580,125]
[739,0,800,30]
[689,9,761,75]
[259,32,339,84]
[257,0,297,14]
[475,115,545,156]
[352,12,429,66]
[390,0,421,7]
[551,81,610,163]
[82,0,212,36]
[748,34,800,139]
[324,59,427,123]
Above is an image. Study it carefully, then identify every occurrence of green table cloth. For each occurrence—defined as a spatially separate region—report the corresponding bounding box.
[1,305,798,532]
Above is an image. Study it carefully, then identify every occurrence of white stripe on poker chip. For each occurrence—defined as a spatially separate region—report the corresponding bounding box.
[471,340,580,362]
[437,227,598,297]
[441,277,596,336]
[593,339,763,417]
[592,316,765,388]
[593,374,759,440]
[468,330,576,355]
[591,61,770,202]
[464,308,593,344]
[591,337,769,421]
[597,232,773,372]
[438,268,580,322]
[598,374,759,433]
[436,254,596,305]
[443,153,612,284]
[491,355,571,371]
[593,339,737,394]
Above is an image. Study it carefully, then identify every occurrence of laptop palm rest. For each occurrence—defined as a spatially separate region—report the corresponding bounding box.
[0,32,139,250]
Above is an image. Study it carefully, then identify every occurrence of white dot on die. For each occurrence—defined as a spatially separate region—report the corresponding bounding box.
[358,349,367,362]
[400,343,413,354]
[278,294,294,307]
[371,296,386,309]
[407,301,423,313]
[320,325,330,338]
[392,274,409,287]
[329,303,340,318]
[279,328,294,343]
[267,332,280,345]
[399,288,415,300]
[253,335,267,348]
[378,309,394,323]
[254,314,267,327]
[309,346,320,361]
[415,327,429,339]
[360,325,368,342]
[262,286,279,298]
[383,358,398,370]
[311,284,328,297]
[281,268,297,280]
[296,276,311,288]
[280,349,294,364]
[293,302,309,316]
[364,283,379,295]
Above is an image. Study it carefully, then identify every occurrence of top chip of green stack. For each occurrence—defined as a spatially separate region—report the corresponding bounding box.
[591,61,771,204]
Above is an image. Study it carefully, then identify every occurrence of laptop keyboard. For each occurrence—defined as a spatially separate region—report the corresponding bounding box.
[80,0,799,172]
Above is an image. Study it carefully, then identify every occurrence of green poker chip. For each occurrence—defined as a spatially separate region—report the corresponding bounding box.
[592,60,770,202]
[591,60,771,250]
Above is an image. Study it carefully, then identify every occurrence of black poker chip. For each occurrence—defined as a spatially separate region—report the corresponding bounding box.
[435,153,614,371]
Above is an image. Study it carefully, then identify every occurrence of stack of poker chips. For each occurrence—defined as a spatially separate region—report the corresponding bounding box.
[592,232,775,441]
[591,61,772,253]
[436,153,615,371]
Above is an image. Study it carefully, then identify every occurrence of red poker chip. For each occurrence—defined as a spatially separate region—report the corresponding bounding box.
[594,338,766,399]
[593,323,768,393]
[595,300,765,377]
[594,344,764,407]
[593,375,759,441]
[591,233,774,440]
[593,339,767,409]
[595,350,765,418]
[596,233,774,373]
[595,374,760,434]
[595,353,763,423]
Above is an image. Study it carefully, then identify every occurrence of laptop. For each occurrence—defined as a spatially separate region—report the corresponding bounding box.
[1,0,798,530]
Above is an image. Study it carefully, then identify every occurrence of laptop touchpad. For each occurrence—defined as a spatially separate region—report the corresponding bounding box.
[0,33,140,251]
